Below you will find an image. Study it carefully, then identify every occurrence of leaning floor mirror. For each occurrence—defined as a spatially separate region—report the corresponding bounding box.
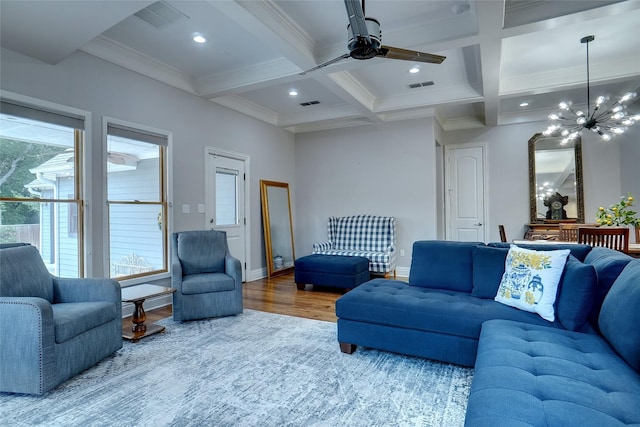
[260,180,295,278]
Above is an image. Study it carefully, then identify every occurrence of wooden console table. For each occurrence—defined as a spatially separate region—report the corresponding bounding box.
[524,222,575,241]
[121,284,175,342]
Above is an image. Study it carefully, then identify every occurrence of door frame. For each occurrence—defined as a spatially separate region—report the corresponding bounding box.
[444,142,489,242]
[204,147,250,282]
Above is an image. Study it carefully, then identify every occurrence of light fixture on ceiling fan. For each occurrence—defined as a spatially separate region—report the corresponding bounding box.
[543,35,638,143]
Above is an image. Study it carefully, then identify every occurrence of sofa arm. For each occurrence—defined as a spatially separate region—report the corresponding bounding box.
[225,253,242,285]
[313,241,334,251]
[0,297,57,395]
[171,258,183,291]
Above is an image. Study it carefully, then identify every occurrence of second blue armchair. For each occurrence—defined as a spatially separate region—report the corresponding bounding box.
[171,230,243,321]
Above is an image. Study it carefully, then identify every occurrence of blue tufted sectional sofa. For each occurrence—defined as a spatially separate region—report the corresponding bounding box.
[336,240,640,426]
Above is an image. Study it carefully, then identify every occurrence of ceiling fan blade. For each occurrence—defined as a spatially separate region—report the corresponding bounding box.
[299,53,351,75]
[379,45,446,64]
[344,0,370,43]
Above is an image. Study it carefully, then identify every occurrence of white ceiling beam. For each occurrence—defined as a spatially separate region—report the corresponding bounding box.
[474,1,505,127]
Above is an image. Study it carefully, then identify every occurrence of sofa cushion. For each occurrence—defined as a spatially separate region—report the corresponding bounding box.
[466,319,640,426]
[495,245,569,322]
[555,255,597,332]
[52,302,117,344]
[177,231,227,275]
[181,273,235,295]
[584,246,634,326]
[0,245,53,302]
[409,241,484,292]
[487,242,592,261]
[336,279,562,341]
[471,246,508,298]
[598,260,640,372]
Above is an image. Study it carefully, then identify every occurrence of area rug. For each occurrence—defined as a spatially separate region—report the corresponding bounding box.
[1,310,473,426]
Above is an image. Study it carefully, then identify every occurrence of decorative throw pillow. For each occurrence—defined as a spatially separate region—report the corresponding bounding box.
[495,245,570,322]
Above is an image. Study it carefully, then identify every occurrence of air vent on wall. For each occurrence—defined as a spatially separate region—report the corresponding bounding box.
[300,100,320,107]
[134,1,189,29]
[408,81,435,89]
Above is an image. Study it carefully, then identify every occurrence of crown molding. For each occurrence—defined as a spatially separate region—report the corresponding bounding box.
[80,36,196,94]
[211,95,278,126]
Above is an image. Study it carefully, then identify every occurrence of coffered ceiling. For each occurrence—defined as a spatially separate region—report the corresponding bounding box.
[1,0,639,133]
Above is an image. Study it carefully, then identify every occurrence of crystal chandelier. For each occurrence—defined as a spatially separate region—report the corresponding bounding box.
[544,35,638,143]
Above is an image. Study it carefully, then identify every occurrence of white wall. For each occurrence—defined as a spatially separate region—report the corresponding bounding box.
[294,118,438,274]
[618,133,640,200]
[444,122,631,241]
[0,48,295,278]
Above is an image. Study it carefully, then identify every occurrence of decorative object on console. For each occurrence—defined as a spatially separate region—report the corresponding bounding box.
[595,193,639,227]
[495,245,570,322]
[543,191,568,220]
[543,35,638,143]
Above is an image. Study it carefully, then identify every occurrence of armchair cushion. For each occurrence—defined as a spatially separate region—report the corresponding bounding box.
[0,245,53,302]
[181,273,235,295]
[177,231,227,275]
[52,302,118,344]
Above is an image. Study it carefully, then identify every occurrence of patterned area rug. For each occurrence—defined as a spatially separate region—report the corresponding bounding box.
[1,310,473,426]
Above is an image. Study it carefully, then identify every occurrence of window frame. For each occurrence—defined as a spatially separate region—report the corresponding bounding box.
[0,91,90,277]
[103,117,172,285]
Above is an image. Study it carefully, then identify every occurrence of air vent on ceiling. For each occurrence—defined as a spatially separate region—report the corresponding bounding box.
[134,1,189,29]
[408,81,435,89]
[300,100,320,107]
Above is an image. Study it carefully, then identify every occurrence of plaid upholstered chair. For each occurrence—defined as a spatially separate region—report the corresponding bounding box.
[312,215,397,277]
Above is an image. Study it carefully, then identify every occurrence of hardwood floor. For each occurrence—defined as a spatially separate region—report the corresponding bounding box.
[122,272,349,332]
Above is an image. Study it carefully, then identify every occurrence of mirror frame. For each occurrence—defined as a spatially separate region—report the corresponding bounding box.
[528,132,584,223]
[260,180,296,278]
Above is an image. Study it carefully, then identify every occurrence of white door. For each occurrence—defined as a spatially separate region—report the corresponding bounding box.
[206,151,247,281]
[446,145,486,241]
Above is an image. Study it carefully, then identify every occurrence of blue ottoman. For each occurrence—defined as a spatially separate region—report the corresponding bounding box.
[295,254,370,290]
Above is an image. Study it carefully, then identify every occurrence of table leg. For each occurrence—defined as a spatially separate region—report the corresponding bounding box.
[131,299,147,332]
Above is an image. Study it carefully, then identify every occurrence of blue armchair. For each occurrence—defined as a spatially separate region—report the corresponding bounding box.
[171,230,243,321]
[0,244,122,395]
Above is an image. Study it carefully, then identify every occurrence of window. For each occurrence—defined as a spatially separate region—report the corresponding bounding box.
[215,167,238,226]
[0,99,85,277]
[106,121,168,280]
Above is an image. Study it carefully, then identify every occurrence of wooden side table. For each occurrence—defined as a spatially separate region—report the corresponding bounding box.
[121,284,176,342]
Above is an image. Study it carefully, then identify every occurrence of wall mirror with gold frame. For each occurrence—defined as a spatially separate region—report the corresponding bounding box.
[260,180,295,278]
[529,133,584,223]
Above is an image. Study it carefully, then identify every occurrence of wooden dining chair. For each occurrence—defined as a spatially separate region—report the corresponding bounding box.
[498,225,507,243]
[578,227,630,253]
[558,223,581,242]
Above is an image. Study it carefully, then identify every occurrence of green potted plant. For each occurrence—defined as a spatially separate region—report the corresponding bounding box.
[595,193,640,242]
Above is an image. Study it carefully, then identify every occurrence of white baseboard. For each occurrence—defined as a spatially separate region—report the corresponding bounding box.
[248,268,267,282]
[396,266,410,278]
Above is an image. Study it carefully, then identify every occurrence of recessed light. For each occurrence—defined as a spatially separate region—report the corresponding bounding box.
[409,66,420,74]
[519,102,529,107]
[193,34,206,44]
[289,90,298,96]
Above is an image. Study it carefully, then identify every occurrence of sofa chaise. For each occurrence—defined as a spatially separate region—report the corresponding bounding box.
[336,240,640,426]
[0,244,122,395]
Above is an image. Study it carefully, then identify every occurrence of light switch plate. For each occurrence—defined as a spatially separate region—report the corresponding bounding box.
[197,204,205,213]
[182,204,190,214]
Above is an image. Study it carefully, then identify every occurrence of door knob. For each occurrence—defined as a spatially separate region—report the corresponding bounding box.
[474,223,483,226]
[210,218,214,224]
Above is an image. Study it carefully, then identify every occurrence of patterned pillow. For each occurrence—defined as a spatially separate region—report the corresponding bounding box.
[495,245,570,322]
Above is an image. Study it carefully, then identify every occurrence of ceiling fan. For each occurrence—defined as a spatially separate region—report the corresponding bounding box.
[300,0,446,75]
